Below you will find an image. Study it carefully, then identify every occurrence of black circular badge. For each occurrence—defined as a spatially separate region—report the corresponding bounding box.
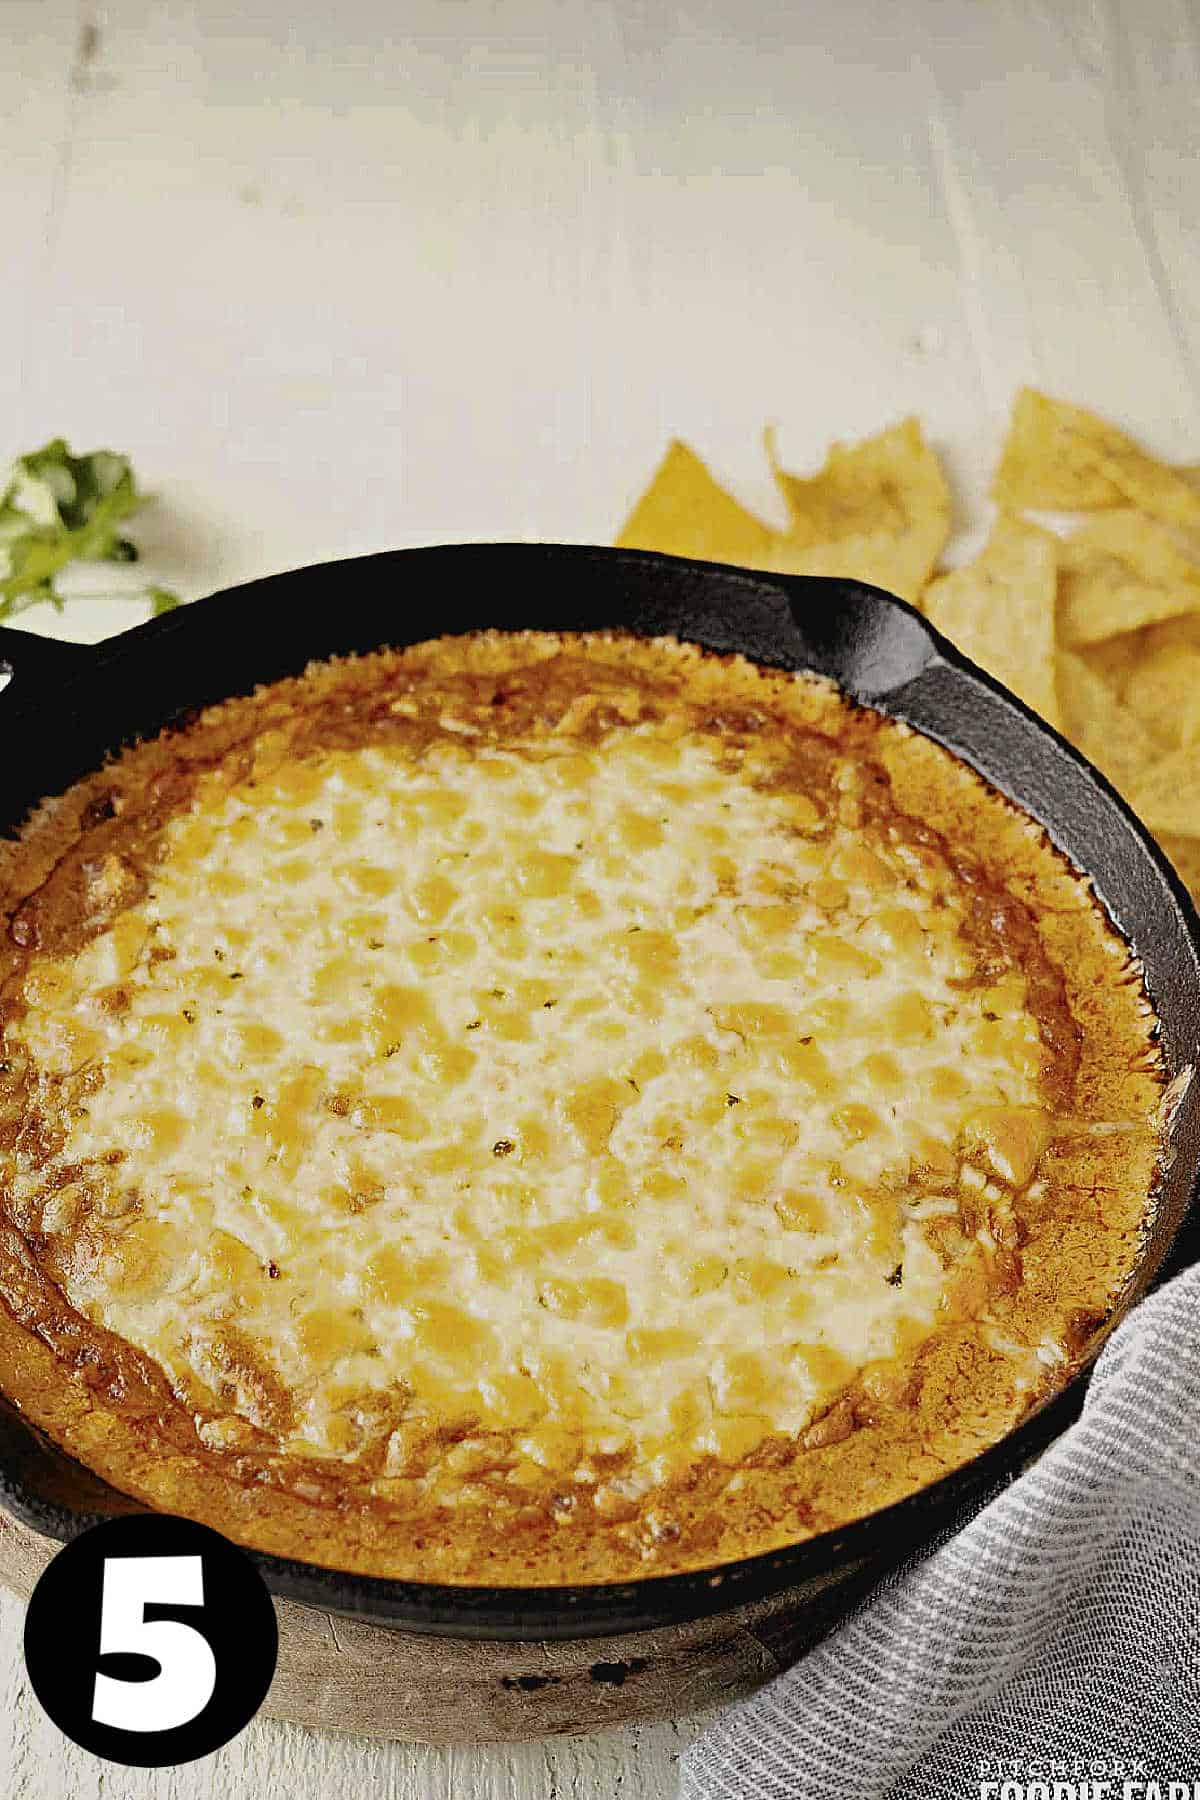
[23,1513,278,1767]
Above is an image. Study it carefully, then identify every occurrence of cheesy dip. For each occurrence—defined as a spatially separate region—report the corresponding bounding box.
[0,632,1163,1582]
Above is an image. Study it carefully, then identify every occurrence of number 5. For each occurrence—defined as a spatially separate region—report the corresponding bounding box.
[93,1556,217,1733]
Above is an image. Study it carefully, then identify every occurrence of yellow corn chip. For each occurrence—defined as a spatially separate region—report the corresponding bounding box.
[994,389,1200,531]
[1121,641,1200,749]
[1057,510,1200,645]
[1080,615,1200,751]
[615,440,778,569]
[1125,746,1200,837]
[1076,632,1151,699]
[759,532,936,604]
[1094,441,1200,535]
[1057,652,1161,794]
[995,390,1127,509]
[1132,612,1200,655]
[766,418,951,604]
[923,516,1059,724]
[1060,651,1196,835]
[1159,833,1200,904]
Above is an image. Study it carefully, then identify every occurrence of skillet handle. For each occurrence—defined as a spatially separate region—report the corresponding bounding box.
[0,626,92,705]
[761,572,947,702]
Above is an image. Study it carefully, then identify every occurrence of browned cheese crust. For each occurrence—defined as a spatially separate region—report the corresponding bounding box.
[0,631,1163,1583]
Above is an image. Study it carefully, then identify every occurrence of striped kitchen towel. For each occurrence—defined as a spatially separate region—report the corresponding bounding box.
[684,1262,1200,1799]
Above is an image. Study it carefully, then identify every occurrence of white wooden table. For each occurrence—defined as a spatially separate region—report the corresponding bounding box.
[1,1,1196,1793]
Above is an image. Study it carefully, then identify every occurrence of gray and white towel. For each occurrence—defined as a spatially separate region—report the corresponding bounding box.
[685,1263,1200,1799]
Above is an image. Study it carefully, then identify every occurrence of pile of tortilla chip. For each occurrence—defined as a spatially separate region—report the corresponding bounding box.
[615,391,1200,905]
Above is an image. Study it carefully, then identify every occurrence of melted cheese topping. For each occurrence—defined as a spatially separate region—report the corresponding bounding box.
[11,721,1051,1491]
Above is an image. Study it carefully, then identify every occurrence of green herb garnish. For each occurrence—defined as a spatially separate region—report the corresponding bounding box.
[0,440,179,619]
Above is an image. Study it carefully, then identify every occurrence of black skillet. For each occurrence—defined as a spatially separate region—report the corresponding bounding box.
[0,543,1197,1640]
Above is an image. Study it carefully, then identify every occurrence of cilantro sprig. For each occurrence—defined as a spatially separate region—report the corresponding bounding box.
[0,440,179,620]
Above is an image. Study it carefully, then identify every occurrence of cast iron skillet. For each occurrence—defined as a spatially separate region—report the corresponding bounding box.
[0,544,1197,1641]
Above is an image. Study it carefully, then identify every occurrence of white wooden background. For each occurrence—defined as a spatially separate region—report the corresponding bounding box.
[1,0,1197,1794]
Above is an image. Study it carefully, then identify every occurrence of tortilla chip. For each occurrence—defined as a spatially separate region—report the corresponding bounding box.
[994,390,1127,509]
[1060,651,1199,835]
[1057,652,1161,794]
[1057,510,1200,646]
[1074,632,1147,698]
[1159,833,1200,904]
[615,440,779,570]
[1078,614,1200,751]
[1095,443,1200,536]
[994,389,1200,531]
[923,516,1059,724]
[1132,612,1200,656]
[1121,641,1200,749]
[1124,747,1200,837]
[615,429,950,605]
[766,418,950,604]
[757,532,935,604]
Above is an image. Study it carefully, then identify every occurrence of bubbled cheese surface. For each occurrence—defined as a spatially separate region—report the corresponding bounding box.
[11,720,1048,1488]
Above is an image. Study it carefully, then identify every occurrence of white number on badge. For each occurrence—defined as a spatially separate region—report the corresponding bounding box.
[92,1556,218,1733]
